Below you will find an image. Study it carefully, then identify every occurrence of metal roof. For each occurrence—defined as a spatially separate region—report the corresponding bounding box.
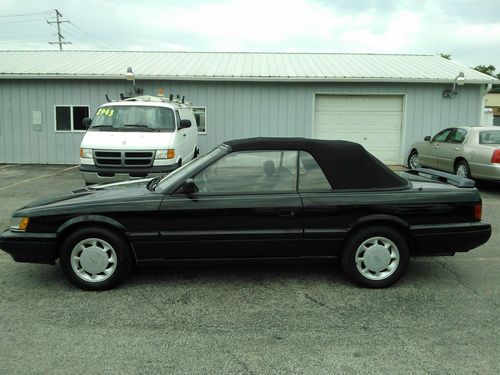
[0,50,497,84]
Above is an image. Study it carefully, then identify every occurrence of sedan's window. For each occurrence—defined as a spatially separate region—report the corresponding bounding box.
[432,128,453,142]
[479,131,500,144]
[450,129,467,144]
[298,152,332,192]
[193,151,298,194]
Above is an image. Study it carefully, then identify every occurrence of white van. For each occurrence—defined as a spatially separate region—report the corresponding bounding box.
[79,95,199,185]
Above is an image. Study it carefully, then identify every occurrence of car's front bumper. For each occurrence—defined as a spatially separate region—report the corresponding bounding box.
[79,164,178,184]
[0,230,57,264]
[410,221,492,255]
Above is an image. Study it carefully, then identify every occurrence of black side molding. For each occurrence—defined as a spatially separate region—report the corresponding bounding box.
[406,168,475,188]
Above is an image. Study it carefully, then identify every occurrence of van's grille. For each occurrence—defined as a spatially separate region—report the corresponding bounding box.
[94,150,155,168]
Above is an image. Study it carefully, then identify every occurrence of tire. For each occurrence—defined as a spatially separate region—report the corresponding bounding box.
[59,226,132,291]
[455,160,471,179]
[341,226,409,288]
[193,147,199,159]
[408,150,420,169]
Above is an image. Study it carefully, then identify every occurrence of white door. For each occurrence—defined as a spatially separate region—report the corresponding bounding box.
[313,95,403,164]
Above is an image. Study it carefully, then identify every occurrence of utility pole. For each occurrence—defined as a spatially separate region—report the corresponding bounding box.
[47,9,71,50]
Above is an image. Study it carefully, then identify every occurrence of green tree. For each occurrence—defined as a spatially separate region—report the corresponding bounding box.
[472,64,496,76]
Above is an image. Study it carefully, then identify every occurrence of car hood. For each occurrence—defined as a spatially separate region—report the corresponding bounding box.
[81,130,174,150]
[16,179,156,216]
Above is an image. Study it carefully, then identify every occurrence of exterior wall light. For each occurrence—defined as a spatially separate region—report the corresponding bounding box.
[443,72,465,98]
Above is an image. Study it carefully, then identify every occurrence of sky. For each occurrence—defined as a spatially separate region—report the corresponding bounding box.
[0,0,499,72]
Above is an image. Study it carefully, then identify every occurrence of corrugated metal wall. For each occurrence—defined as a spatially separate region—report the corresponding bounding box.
[0,79,483,164]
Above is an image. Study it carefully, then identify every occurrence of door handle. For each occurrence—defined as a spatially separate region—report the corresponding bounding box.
[183,133,186,137]
[454,147,460,151]
[434,144,439,149]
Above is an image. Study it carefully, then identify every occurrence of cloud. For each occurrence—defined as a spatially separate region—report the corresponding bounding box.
[0,0,498,69]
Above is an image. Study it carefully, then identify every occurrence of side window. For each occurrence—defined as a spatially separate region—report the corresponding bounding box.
[298,152,332,192]
[55,105,89,132]
[193,150,297,194]
[193,107,207,134]
[450,129,467,144]
[432,128,453,142]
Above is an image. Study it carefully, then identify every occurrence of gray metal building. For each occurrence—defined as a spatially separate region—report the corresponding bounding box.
[0,51,497,165]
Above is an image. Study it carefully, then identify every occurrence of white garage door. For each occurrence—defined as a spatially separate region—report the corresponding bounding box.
[313,95,403,164]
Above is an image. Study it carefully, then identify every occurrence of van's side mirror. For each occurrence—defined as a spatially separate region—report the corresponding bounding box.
[182,178,199,195]
[424,136,431,141]
[178,119,191,130]
[82,117,92,129]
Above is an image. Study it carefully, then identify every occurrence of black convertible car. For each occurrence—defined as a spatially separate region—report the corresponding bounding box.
[0,138,492,290]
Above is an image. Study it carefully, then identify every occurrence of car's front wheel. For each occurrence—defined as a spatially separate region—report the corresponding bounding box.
[408,150,420,169]
[455,160,471,179]
[341,226,409,288]
[60,227,132,290]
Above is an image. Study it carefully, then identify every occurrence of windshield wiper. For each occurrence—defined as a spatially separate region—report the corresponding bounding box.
[123,125,159,132]
[90,125,116,130]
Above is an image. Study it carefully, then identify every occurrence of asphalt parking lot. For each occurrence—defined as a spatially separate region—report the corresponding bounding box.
[0,164,498,374]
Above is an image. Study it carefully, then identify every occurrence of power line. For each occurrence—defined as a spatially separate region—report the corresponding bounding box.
[0,18,47,25]
[46,9,71,50]
[67,21,121,50]
[0,11,51,18]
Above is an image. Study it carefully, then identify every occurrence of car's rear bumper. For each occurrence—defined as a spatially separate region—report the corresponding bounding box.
[0,230,57,264]
[410,221,491,255]
[471,162,500,181]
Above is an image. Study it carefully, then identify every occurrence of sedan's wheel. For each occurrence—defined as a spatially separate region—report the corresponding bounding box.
[408,150,420,169]
[455,160,471,179]
[341,226,409,288]
[60,227,132,290]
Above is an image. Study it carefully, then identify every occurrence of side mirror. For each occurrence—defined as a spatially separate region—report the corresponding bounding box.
[424,136,431,141]
[182,178,199,195]
[178,119,191,130]
[82,117,92,129]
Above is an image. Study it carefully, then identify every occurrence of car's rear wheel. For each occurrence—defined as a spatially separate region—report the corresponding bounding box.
[60,227,132,290]
[408,150,420,169]
[341,226,409,288]
[455,160,471,179]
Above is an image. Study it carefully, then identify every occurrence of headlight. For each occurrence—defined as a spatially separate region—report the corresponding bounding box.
[10,217,29,232]
[80,148,93,159]
[156,149,175,159]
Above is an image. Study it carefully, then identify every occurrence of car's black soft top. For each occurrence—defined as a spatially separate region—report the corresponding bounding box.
[224,137,408,190]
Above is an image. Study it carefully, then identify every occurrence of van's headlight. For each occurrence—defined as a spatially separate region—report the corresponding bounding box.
[80,148,93,159]
[156,149,175,159]
[10,217,29,232]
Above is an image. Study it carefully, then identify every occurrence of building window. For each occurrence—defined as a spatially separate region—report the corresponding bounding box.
[55,105,90,132]
[193,107,207,134]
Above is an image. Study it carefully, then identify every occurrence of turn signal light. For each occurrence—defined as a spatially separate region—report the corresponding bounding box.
[167,149,175,159]
[491,150,500,163]
[474,203,482,221]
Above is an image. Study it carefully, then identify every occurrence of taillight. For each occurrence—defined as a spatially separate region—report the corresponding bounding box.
[474,202,482,221]
[491,150,500,163]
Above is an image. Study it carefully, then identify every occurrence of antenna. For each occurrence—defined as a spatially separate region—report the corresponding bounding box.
[47,9,71,50]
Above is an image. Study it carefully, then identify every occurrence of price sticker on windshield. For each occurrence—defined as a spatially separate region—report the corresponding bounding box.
[96,108,115,117]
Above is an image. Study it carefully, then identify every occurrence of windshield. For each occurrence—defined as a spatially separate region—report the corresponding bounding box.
[479,130,500,144]
[89,105,175,132]
[154,145,229,192]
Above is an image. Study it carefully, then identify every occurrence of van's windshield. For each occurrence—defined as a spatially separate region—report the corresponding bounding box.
[89,106,175,132]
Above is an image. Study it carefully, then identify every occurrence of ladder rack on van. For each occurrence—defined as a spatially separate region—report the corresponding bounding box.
[122,94,192,107]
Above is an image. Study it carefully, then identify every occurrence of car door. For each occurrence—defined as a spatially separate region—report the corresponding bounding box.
[421,128,454,169]
[156,150,303,259]
[437,128,467,173]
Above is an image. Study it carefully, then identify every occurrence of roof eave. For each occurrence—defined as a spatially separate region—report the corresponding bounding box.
[0,73,498,85]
